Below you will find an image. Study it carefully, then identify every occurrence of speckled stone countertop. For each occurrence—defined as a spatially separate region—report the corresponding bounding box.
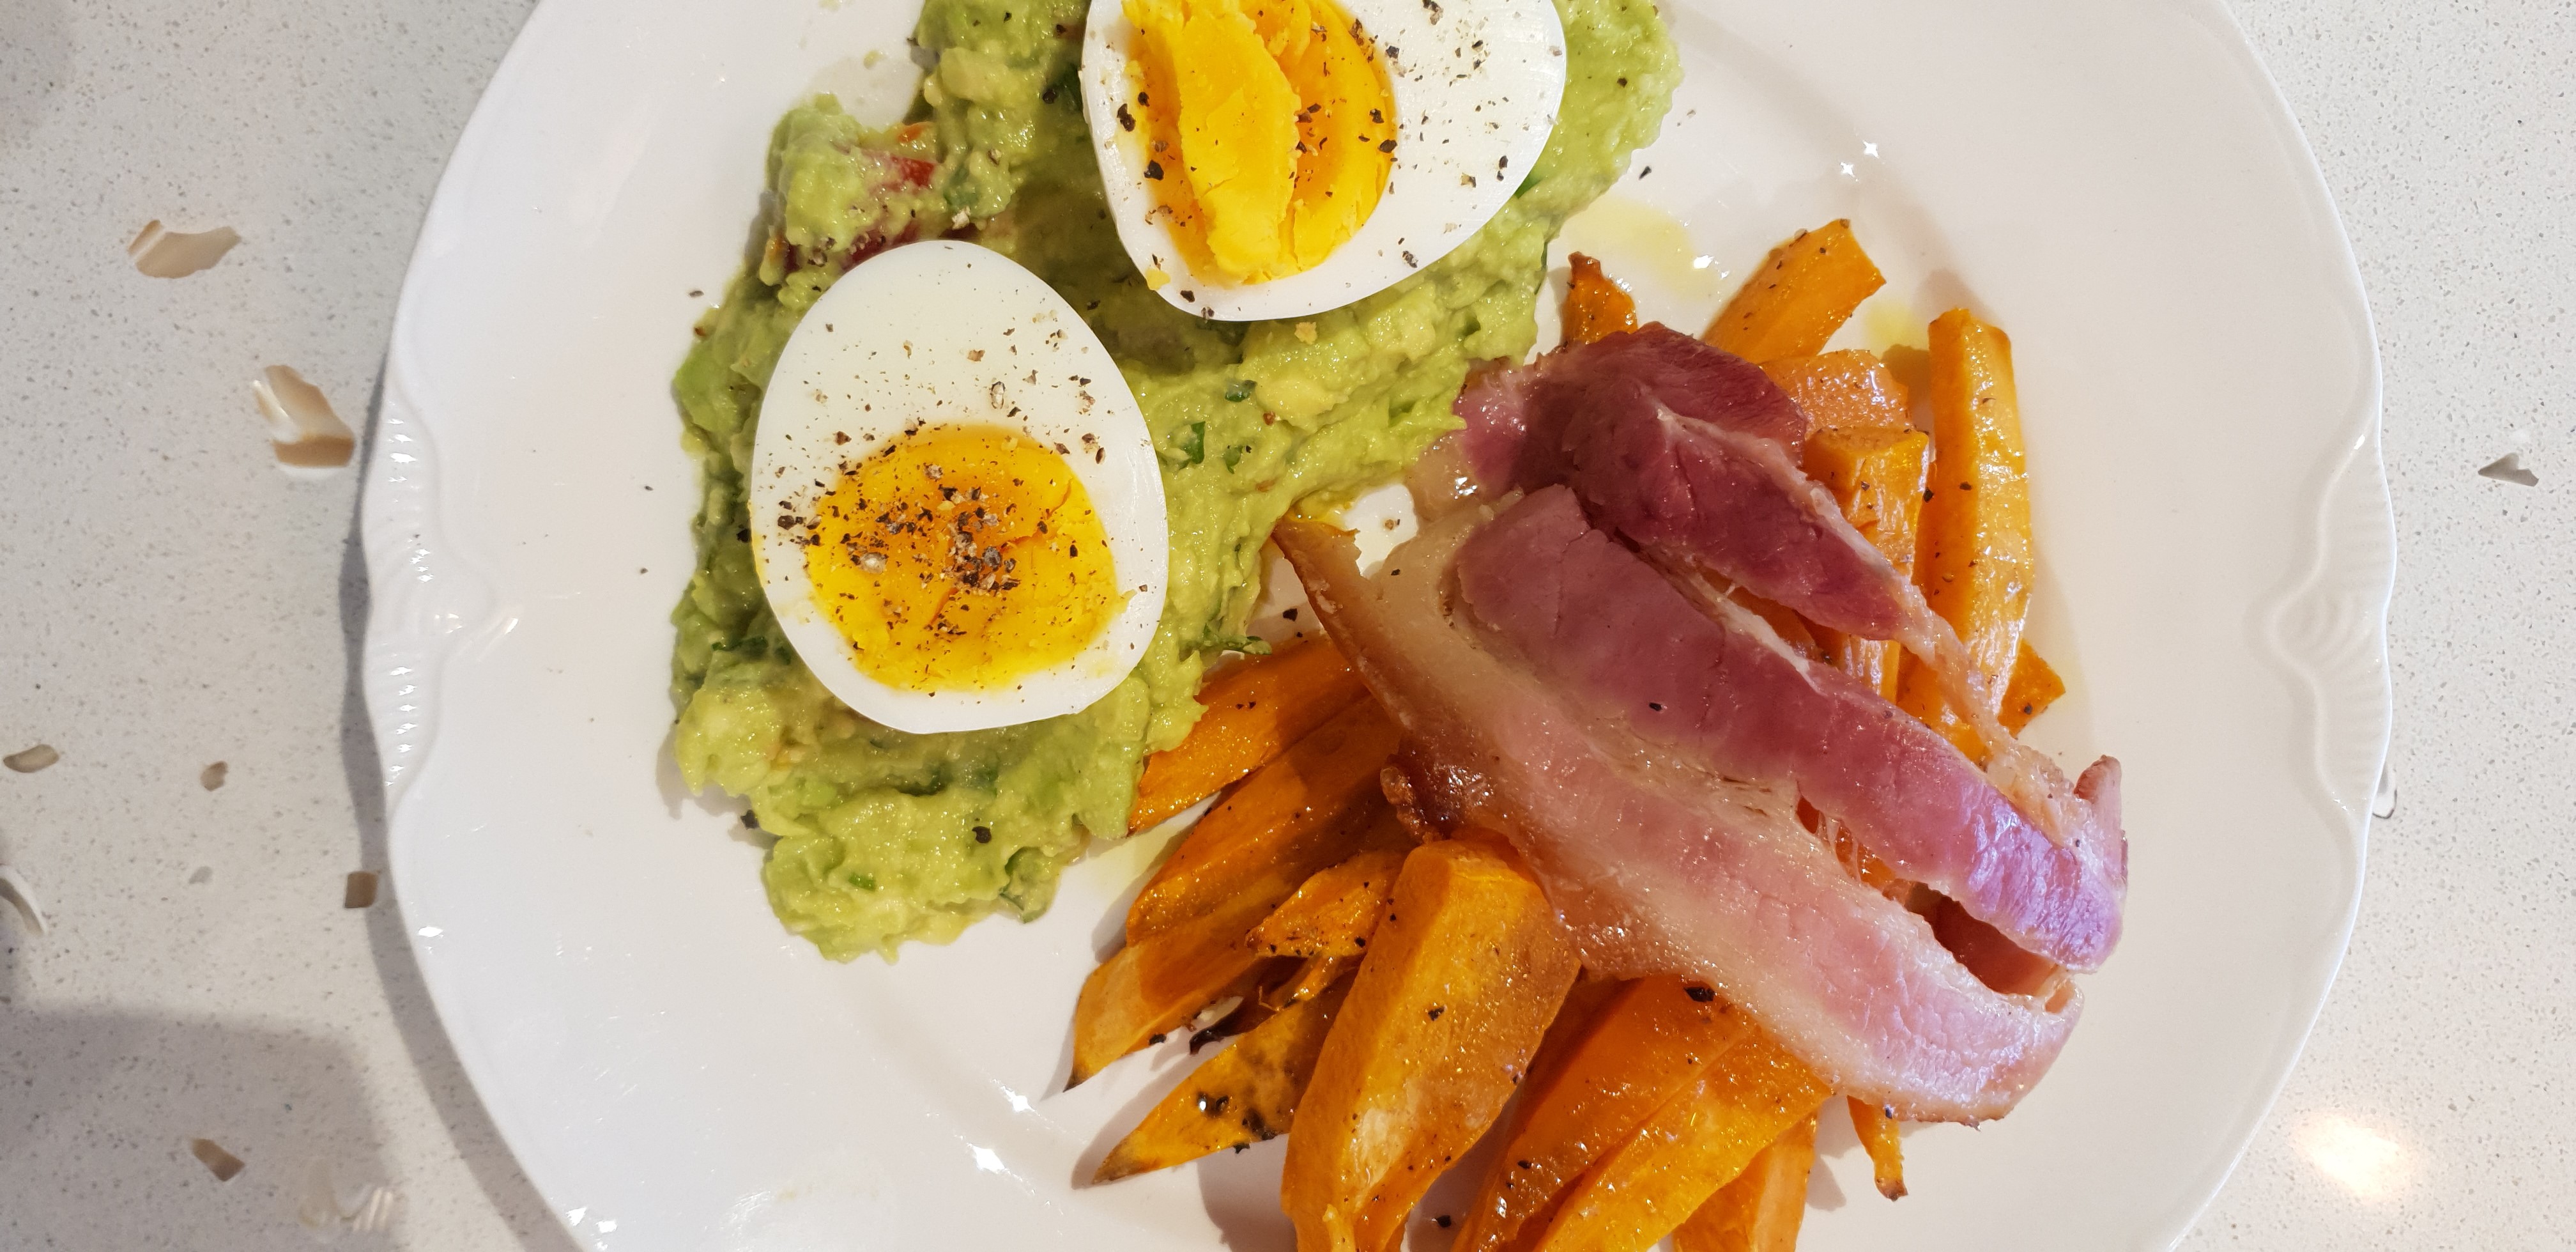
[1,1,2566,1248]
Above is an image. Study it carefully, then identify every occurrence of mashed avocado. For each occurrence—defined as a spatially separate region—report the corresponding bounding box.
[670,0,1676,960]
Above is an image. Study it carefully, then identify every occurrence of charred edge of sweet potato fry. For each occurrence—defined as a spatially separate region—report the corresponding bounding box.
[1456,977,1753,1252]
[1522,1024,1832,1252]
[1671,1111,1822,1252]
[1126,699,1402,943]
[1130,638,1368,832]
[1092,976,1357,1182]
[1379,757,1453,843]
[1283,835,1584,1252]
[1846,1095,1908,1201]
[1701,219,1886,363]
[1563,252,1640,346]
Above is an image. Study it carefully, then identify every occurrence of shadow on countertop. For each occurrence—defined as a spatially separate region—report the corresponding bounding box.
[0,0,70,155]
[0,930,398,1248]
[334,375,583,1252]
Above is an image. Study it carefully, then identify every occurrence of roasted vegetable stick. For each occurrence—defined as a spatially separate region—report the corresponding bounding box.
[1845,1095,1907,1200]
[1701,220,1885,362]
[1997,641,2065,734]
[1802,425,1931,701]
[1563,252,1639,346]
[1518,975,1626,1101]
[1128,699,1404,941]
[1094,977,1357,1182]
[1248,847,1407,959]
[1897,309,2034,758]
[1264,954,1360,1014]
[1758,349,1912,432]
[1454,978,1754,1252]
[1071,890,1283,1086]
[1802,426,1931,571]
[1475,977,1627,1252]
[1132,638,1368,832]
[1283,834,1584,1252]
[1670,1113,1821,1252]
[1523,1025,1831,1252]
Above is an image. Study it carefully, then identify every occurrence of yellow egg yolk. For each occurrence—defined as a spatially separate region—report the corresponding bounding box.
[1124,0,1396,286]
[801,426,1119,692]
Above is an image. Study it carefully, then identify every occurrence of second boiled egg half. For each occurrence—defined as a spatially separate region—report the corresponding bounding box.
[1079,0,1567,321]
[749,240,1168,736]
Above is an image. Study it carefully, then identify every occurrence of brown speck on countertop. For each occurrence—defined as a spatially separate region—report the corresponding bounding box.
[344,871,379,909]
[128,220,241,278]
[5,744,59,773]
[189,1138,245,1182]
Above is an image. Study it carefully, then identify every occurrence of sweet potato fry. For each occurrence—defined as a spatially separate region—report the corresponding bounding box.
[1997,641,2065,734]
[1094,976,1357,1182]
[1132,638,1368,832]
[1519,974,1625,1097]
[1128,699,1404,942]
[1701,220,1885,362]
[1758,349,1912,433]
[1263,954,1360,1014]
[1522,1023,1830,1252]
[1282,833,1584,1252]
[1846,1095,1907,1200]
[1802,426,1932,572]
[1897,309,2034,758]
[1071,887,1285,1086]
[1802,425,1930,701]
[1670,1113,1820,1252]
[1564,252,1639,346]
[1248,847,1407,959]
[1454,978,1753,1252]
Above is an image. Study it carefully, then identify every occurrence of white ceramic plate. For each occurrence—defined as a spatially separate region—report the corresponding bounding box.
[362,1,2390,1249]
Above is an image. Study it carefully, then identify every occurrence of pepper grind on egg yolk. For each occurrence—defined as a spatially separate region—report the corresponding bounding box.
[802,426,1119,692]
[1124,0,1397,284]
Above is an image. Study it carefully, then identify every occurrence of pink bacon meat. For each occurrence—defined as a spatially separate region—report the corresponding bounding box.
[1452,487,2126,971]
[1450,326,2119,856]
[1277,510,2082,1124]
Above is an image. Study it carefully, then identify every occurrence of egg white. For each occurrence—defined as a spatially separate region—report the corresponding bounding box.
[1078,0,1567,322]
[749,240,1169,736]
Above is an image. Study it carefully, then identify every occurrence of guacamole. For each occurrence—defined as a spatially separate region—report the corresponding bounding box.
[670,0,1678,960]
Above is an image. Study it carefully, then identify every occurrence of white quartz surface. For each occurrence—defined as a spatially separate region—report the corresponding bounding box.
[1,1,2566,1248]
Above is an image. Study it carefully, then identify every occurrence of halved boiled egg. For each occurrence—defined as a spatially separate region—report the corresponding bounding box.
[1079,0,1566,321]
[750,240,1169,735]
